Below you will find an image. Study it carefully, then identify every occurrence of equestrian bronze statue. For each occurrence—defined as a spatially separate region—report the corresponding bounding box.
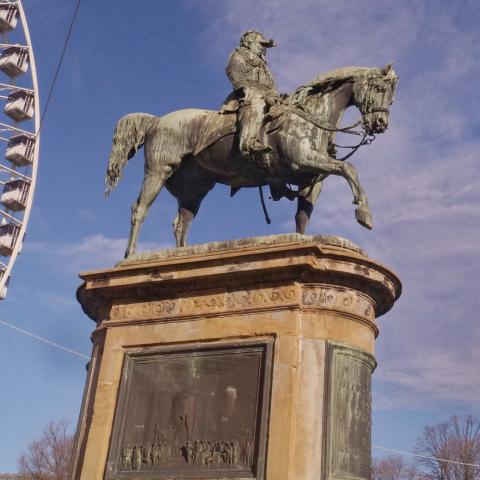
[105,31,398,258]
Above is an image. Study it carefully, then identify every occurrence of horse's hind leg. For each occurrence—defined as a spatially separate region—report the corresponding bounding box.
[171,177,215,247]
[125,165,173,257]
[173,207,195,247]
[295,176,325,234]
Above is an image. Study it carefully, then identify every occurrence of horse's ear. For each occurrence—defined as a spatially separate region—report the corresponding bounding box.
[381,62,394,75]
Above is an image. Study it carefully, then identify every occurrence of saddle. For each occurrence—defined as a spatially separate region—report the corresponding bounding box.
[193,93,287,156]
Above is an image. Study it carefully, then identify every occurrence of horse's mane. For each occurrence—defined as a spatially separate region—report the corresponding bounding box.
[289,66,381,101]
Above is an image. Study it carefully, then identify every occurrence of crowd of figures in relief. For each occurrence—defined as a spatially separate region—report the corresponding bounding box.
[120,437,254,471]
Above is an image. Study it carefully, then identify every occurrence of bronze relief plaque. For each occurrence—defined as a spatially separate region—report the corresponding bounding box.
[105,340,273,480]
[324,342,377,480]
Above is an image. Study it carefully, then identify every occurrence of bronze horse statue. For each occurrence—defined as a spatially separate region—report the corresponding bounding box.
[106,65,398,257]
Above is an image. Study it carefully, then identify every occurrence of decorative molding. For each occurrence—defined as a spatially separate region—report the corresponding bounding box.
[77,286,111,323]
[109,287,299,321]
[106,284,376,325]
[302,286,375,320]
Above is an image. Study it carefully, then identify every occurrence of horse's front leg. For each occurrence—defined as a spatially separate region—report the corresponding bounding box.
[341,161,372,229]
[295,175,326,234]
[301,151,373,230]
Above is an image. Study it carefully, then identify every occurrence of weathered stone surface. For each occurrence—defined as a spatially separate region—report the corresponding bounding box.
[72,236,401,480]
[119,234,365,265]
[293,339,326,480]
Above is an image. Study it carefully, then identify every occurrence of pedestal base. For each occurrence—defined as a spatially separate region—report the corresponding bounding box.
[71,234,401,480]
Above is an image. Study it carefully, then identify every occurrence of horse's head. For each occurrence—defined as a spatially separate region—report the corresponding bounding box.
[352,63,398,135]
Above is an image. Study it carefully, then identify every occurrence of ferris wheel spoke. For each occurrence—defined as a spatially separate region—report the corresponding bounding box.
[0,82,35,93]
[0,162,31,180]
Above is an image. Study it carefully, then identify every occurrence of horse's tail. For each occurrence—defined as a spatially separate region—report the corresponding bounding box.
[105,113,157,196]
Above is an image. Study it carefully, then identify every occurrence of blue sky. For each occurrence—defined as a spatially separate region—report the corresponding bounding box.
[0,0,479,473]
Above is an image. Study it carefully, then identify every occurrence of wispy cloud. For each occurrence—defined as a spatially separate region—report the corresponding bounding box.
[9,287,78,314]
[28,234,172,272]
[56,234,129,270]
[374,332,480,409]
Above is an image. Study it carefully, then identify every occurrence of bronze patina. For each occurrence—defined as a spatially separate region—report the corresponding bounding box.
[105,31,398,257]
[105,340,273,479]
[324,342,377,480]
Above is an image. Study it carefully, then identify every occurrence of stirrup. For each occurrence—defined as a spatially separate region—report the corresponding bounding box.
[243,139,273,156]
[248,144,273,155]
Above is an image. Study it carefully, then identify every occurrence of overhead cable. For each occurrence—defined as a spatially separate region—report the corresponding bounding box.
[373,445,480,467]
[38,0,82,133]
[0,318,89,360]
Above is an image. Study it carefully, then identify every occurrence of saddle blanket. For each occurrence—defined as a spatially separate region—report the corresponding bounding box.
[193,105,287,156]
[193,112,237,156]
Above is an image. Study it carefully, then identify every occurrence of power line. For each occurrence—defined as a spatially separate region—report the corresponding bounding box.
[38,0,82,133]
[0,319,89,360]
[373,445,480,468]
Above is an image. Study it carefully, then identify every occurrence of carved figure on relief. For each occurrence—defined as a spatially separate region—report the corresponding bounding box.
[120,437,254,471]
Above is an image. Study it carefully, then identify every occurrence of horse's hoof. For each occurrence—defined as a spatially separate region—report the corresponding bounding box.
[355,207,373,230]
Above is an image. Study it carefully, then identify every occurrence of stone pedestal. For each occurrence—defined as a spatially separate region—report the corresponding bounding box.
[71,234,401,480]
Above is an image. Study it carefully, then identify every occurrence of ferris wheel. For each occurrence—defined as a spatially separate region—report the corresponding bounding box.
[0,0,40,300]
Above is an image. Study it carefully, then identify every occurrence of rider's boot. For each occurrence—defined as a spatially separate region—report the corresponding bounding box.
[239,95,272,161]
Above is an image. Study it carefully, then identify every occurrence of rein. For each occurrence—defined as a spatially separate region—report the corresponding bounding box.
[333,133,375,161]
[289,104,364,135]
[288,103,376,161]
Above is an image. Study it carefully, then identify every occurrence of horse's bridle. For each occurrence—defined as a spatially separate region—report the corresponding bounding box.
[289,89,379,162]
[258,74,391,219]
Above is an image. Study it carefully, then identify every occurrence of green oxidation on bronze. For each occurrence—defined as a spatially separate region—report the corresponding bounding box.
[325,342,377,480]
[104,30,398,258]
[117,233,365,266]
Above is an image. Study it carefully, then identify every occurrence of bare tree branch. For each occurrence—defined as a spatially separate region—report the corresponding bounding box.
[17,419,73,480]
[415,415,480,480]
[373,454,417,480]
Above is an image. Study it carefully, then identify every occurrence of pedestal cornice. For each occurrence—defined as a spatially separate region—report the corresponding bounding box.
[77,235,401,332]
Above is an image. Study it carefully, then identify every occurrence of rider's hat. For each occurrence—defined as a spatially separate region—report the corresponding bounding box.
[240,30,276,48]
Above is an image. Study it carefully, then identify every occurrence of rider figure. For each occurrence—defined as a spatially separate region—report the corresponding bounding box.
[226,30,277,159]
